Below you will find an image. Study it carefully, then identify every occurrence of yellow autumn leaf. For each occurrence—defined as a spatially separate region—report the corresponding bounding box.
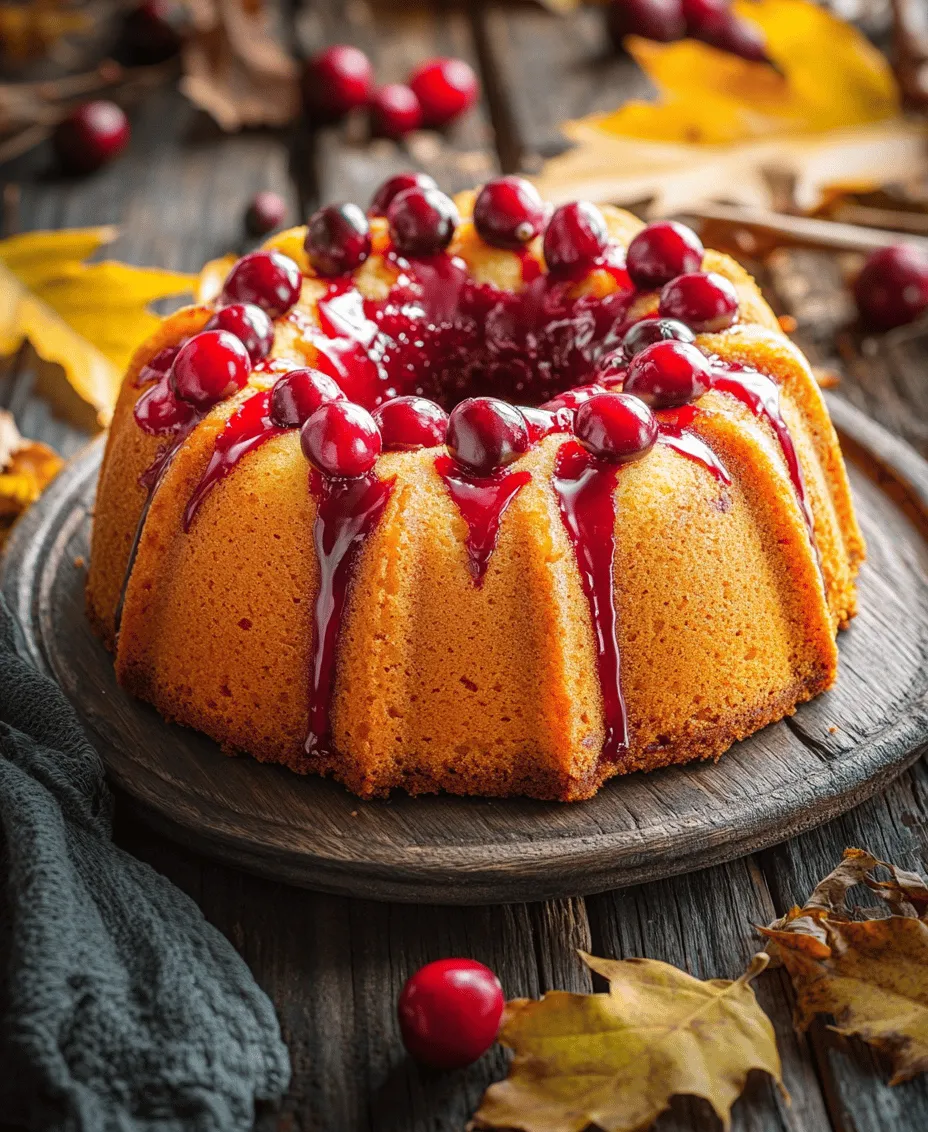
[0,409,62,544]
[473,951,783,1132]
[0,228,196,427]
[0,0,92,61]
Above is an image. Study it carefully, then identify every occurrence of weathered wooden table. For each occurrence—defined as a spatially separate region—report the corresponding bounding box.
[4,3,928,1129]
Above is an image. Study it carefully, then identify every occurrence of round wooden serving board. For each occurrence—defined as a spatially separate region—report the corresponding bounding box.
[4,396,928,904]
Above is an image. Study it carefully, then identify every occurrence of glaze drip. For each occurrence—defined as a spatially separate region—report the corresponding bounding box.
[305,470,395,756]
[434,454,532,584]
[656,404,731,486]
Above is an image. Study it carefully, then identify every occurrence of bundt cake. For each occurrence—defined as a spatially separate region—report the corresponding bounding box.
[86,173,864,801]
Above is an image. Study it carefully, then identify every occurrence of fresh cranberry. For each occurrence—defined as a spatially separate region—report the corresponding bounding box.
[54,101,130,174]
[304,44,374,121]
[221,250,302,318]
[408,57,479,129]
[624,339,711,408]
[137,346,180,385]
[621,317,695,358]
[594,352,628,389]
[245,191,287,236]
[134,378,197,434]
[305,203,371,277]
[206,304,274,364]
[685,1,771,63]
[854,244,928,331]
[387,186,459,256]
[446,397,529,475]
[681,0,727,32]
[397,959,504,1070]
[606,0,685,48]
[540,384,605,414]
[373,396,448,450]
[300,400,382,477]
[659,271,738,332]
[117,0,182,65]
[473,176,546,250]
[575,392,658,462]
[169,330,251,409]
[270,368,344,428]
[520,405,573,444]
[626,221,704,289]
[369,172,438,217]
[370,84,423,140]
[543,202,609,278]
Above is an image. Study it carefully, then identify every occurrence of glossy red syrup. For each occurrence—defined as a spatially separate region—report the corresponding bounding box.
[552,441,628,764]
[655,404,731,486]
[435,455,532,584]
[305,471,395,757]
[183,390,285,531]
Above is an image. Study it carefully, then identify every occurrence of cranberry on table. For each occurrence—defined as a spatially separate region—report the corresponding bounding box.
[117,0,182,65]
[473,176,546,251]
[374,396,449,450]
[222,250,302,318]
[370,84,423,140]
[626,221,704,289]
[54,100,130,174]
[683,0,771,63]
[305,203,372,277]
[854,244,928,331]
[543,202,609,278]
[206,304,274,365]
[387,186,459,257]
[659,271,738,332]
[540,384,605,414]
[621,317,695,358]
[397,959,504,1070]
[409,57,479,129]
[369,171,438,218]
[300,400,382,478]
[520,404,573,444]
[245,191,287,237]
[169,330,251,409]
[575,391,658,463]
[623,339,711,408]
[304,44,374,121]
[270,368,344,428]
[446,397,529,475]
[606,0,685,49]
[680,0,727,32]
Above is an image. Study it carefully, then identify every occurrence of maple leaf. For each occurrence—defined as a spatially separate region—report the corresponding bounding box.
[0,409,62,545]
[534,0,928,214]
[0,0,92,63]
[761,848,928,1085]
[472,951,783,1132]
[0,227,195,427]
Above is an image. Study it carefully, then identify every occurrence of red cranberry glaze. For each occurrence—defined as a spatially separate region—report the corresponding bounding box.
[854,244,928,330]
[304,45,374,120]
[624,339,711,408]
[245,191,287,236]
[620,316,694,358]
[370,84,423,139]
[397,959,504,1070]
[305,203,372,277]
[541,384,605,414]
[134,377,197,434]
[206,303,274,364]
[368,172,438,217]
[626,221,704,289]
[607,0,685,47]
[446,397,529,475]
[387,186,459,257]
[521,404,573,443]
[659,270,738,332]
[473,176,546,250]
[270,368,344,428]
[543,202,609,279]
[409,57,479,128]
[373,396,449,450]
[54,100,130,174]
[222,250,302,318]
[575,392,658,462]
[136,345,179,386]
[300,400,382,478]
[594,353,628,389]
[170,330,251,409]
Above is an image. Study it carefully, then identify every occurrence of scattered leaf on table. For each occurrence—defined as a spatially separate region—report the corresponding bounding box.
[472,951,783,1132]
[0,409,62,545]
[180,0,300,130]
[0,0,92,63]
[535,0,927,214]
[0,227,196,427]
[761,848,928,1084]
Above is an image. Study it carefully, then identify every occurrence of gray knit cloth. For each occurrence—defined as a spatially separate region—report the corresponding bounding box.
[0,594,291,1131]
